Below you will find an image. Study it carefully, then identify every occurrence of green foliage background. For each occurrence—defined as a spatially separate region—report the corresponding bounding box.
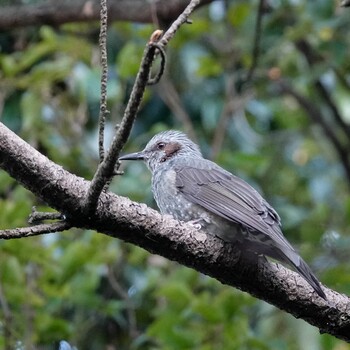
[0,0,350,349]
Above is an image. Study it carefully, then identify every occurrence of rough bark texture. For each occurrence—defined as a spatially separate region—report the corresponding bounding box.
[0,0,213,30]
[1,122,350,341]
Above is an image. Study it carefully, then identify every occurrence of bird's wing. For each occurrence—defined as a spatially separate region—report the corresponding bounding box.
[175,163,328,301]
[175,165,294,251]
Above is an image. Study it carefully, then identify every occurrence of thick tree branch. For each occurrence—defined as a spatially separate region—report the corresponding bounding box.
[0,0,213,30]
[0,122,350,341]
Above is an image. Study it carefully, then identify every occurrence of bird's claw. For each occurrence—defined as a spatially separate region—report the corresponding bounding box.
[187,219,203,230]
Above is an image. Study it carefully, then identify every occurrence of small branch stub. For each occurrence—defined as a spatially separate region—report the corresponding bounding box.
[149,29,163,43]
[28,206,65,224]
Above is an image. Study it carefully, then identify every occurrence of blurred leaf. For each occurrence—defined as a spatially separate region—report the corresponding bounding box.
[117,42,144,79]
[227,2,251,27]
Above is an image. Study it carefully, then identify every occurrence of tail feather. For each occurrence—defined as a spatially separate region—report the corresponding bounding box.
[245,240,327,300]
[291,256,327,300]
[274,248,327,301]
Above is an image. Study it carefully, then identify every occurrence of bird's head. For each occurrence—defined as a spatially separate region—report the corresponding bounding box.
[119,130,202,172]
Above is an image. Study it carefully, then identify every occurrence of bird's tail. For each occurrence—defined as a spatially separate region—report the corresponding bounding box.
[274,248,327,301]
[247,240,327,300]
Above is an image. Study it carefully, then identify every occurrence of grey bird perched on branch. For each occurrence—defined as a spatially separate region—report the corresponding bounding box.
[119,130,327,300]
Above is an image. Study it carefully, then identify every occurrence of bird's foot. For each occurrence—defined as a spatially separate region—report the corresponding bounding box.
[187,218,203,230]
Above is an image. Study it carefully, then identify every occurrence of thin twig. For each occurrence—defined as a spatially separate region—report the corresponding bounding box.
[0,221,72,240]
[211,77,254,159]
[0,281,12,350]
[315,80,350,140]
[241,0,265,89]
[157,75,197,142]
[84,33,161,215]
[334,68,350,92]
[295,39,350,142]
[107,265,139,339]
[277,80,350,187]
[211,75,236,159]
[147,43,166,85]
[84,0,202,216]
[98,0,109,162]
[157,0,201,48]
[150,0,160,28]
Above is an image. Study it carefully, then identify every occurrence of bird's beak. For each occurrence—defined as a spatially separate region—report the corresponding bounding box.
[119,151,145,161]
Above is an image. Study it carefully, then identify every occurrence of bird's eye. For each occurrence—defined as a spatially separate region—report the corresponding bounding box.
[157,142,165,150]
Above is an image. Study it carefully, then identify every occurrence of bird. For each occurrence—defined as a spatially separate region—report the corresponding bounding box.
[119,130,327,300]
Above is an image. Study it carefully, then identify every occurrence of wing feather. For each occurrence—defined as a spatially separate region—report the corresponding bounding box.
[175,165,294,251]
[173,161,327,300]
